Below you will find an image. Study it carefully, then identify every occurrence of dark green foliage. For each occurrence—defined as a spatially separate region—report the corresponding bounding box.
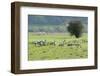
[67,21,84,38]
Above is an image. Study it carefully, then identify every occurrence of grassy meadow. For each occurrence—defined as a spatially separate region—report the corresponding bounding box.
[28,32,88,61]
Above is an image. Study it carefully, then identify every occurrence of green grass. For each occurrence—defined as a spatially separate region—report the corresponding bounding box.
[28,32,88,61]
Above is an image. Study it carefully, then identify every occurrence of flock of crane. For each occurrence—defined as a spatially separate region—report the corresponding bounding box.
[32,39,87,48]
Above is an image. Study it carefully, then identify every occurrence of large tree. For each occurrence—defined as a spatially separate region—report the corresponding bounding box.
[67,21,83,38]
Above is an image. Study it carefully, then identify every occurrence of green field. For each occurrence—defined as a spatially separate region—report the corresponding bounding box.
[28,32,88,61]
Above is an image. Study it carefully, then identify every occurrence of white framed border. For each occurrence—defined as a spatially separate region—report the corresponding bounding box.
[20,6,95,70]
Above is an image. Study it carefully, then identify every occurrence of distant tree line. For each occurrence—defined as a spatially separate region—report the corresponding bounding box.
[28,25,67,33]
[29,21,86,36]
